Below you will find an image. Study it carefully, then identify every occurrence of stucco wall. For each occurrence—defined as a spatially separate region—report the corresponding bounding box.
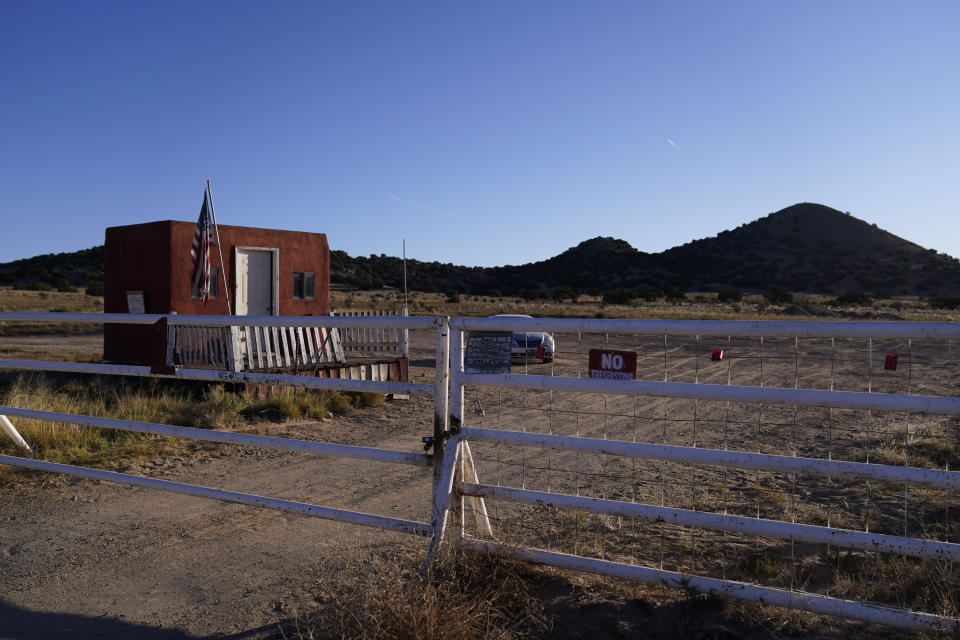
[103,220,330,364]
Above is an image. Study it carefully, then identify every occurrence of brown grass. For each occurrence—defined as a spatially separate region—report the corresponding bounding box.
[288,546,547,640]
[0,287,104,335]
[0,375,370,479]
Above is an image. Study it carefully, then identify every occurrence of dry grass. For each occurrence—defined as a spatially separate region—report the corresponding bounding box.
[286,546,547,640]
[0,287,104,335]
[332,289,960,323]
[0,375,373,480]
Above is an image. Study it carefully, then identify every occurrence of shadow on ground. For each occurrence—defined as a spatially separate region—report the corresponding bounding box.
[0,599,286,640]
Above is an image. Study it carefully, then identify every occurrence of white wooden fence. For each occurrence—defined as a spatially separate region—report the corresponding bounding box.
[169,324,344,371]
[333,309,408,357]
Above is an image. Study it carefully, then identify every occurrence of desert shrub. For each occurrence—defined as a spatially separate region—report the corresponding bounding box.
[763,287,793,304]
[637,287,663,301]
[928,295,960,310]
[552,286,579,302]
[346,391,386,408]
[664,286,686,302]
[603,288,636,305]
[445,290,460,303]
[85,280,104,296]
[830,291,872,307]
[518,288,541,300]
[165,385,245,428]
[240,389,335,422]
[14,281,53,291]
[717,289,742,303]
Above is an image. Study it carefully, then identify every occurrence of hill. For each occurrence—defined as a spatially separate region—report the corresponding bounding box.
[3,204,959,299]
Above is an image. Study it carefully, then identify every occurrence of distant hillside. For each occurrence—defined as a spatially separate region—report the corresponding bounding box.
[337,203,960,298]
[4,204,959,299]
[0,246,104,294]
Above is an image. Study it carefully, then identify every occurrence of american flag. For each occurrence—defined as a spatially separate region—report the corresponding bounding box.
[190,191,215,303]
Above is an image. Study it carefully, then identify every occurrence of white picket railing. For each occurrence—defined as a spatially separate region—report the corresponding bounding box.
[333,309,408,357]
[169,323,344,371]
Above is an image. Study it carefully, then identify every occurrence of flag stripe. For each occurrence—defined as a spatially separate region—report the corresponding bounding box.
[190,192,215,303]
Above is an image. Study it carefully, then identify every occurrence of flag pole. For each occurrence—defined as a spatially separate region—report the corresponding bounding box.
[206,180,232,315]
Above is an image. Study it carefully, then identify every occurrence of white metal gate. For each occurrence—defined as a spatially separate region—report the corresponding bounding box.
[440,316,960,633]
[3,311,960,632]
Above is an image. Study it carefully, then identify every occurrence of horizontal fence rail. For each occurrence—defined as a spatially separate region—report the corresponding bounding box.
[451,316,960,340]
[460,372,960,414]
[460,538,959,633]
[0,358,433,396]
[461,427,960,489]
[0,454,431,536]
[0,311,439,330]
[0,406,432,467]
[460,482,960,559]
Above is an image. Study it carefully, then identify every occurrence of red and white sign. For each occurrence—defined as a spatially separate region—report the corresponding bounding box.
[588,349,637,380]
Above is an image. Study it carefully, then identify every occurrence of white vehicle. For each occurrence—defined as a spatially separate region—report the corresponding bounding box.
[491,314,555,363]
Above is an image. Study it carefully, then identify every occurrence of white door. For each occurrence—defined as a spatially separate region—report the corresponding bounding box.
[236,249,274,316]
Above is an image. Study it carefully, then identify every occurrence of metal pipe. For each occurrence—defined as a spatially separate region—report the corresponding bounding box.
[0,359,434,396]
[461,483,960,559]
[0,311,440,330]
[459,538,959,632]
[0,406,431,467]
[0,415,31,452]
[450,316,960,340]
[460,373,960,415]
[426,434,461,560]
[0,454,432,536]
[449,327,465,427]
[460,427,960,489]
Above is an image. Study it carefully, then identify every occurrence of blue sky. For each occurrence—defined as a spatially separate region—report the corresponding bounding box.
[1,1,958,266]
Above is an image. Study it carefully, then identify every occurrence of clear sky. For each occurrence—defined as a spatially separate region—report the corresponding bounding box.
[1,1,958,266]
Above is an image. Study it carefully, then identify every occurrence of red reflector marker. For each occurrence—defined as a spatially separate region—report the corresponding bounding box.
[535,346,546,360]
[884,354,898,371]
[711,350,724,362]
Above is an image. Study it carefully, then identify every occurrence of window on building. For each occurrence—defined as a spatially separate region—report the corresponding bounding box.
[293,271,314,300]
[190,267,219,299]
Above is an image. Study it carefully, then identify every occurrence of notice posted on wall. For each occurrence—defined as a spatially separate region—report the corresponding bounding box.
[126,291,145,314]
[588,348,637,380]
[465,331,513,374]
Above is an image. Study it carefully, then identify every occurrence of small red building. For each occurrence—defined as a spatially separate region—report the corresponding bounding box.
[104,220,330,364]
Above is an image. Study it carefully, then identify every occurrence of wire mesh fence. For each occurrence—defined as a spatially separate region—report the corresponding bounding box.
[458,326,960,622]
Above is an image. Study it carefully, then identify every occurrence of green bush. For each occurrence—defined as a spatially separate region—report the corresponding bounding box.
[85,280,105,296]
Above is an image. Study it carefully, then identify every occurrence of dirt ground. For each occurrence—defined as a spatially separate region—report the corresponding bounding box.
[0,324,955,639]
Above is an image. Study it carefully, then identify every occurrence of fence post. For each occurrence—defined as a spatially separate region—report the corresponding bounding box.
[400,305,409,358]
[425,317,452,560]
[227,326,243,371]
[166,323,177,366]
